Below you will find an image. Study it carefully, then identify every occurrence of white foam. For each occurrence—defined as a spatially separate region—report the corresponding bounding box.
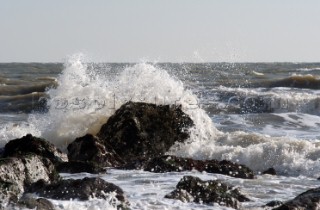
[51,197,119,210]
[215,86,320,114]
[26,54,219,149]
[0,122,41,147]
[298,67,320,71]
[170,130,320,177]
[2,55,320,178]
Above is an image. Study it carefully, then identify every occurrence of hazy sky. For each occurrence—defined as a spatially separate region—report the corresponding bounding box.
[1,0,320,62]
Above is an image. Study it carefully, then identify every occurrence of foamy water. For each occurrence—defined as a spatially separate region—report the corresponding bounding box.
[20,55,220,150]
[1,57,320,209]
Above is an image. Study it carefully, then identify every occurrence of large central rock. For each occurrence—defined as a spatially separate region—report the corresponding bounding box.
[97,102,194,162]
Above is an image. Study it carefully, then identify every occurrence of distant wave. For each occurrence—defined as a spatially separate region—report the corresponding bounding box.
[0,93,47,113]
[0,83,56,96]
[298,67,320,71]
[250,74,320,89]
[268,74,320,89]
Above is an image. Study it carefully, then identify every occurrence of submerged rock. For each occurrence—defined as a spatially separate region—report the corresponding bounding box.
[97,102,194,162]
[165,176,250,209]
[17,193,54,210]
[0,154,59,206]
[3,134,67,163]
[27,177,129,208]
[144,155,255,179]
[262,167,277,175]
[67,134,124,167]
[264,200,283,207]
[273,187,320,210]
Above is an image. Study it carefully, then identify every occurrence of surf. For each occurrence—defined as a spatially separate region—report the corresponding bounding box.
[1,56,320,178]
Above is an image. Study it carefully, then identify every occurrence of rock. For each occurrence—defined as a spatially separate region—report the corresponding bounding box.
[264,200,283,207]
[0,154,59,207]
[3,134,67,164]
[165,176,250,209]
[144,155,255,179]
[56,161,106,174]
[17,193,54,210]
[0,148,4,157]
[273,187,320,210]
[0,181,20,206]
[67,134,124,167]
[118,157,149,170]
[262,168,277,175]
[27,177,129,209]
[97,102,194,162]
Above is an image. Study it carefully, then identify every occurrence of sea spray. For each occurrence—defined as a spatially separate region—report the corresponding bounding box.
[2,57,320,178]
[171,130,320,177]
[27,55,220,149]
[0,120,41,146]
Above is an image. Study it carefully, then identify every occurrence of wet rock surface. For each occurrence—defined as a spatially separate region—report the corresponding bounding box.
[0,102,265,209]
[144,155,255,179]
[0,154,59,206]
[264,200,283,207]
[273,187,320,210]
[262,167,277,175]
[27,177,129,208]
[67,134,124,167]
[97,102,194,162]
[2,134,67,163]
[17,193,54,210]
[0,181,20,206]
[165,175,250,209]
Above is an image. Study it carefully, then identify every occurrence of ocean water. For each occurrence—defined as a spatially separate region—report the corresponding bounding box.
[1,55,320,209]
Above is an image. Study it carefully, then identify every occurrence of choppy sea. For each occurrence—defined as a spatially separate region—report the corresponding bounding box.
[1,55,320,209]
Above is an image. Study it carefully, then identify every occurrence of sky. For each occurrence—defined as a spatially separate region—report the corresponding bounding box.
[1,0,320,62]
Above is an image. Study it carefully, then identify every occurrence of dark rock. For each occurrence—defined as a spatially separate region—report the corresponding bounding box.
[144,155,255,179]
[56,161,106,174]
[67,134,124,167]
[262,168,277,175]
[17,193,54,210]
[0,181,20,205]
[97,102,194,162]
[0,148,4,157]
[0,154,59,206]
[273,187,320,210]
[165,176,250,209]
[264,200,283,207]
[3,134,68,164]
[118,157,149,170]
[28,177,129,209]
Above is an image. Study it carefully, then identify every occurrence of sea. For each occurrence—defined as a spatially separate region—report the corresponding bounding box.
[1,54,320,209]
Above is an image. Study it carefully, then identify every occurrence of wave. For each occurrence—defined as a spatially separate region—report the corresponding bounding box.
[267,74,320,89]
[0,83,55,96]
[204,86,320,115]
[0,76,56,113]
[298,67,320,71]
[24,54,219,149]
[170,131,320,178]
[1,56,320,178]
[0,93,47,113]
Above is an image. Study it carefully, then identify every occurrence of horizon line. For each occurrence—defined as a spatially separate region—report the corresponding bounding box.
[1,61,320,64]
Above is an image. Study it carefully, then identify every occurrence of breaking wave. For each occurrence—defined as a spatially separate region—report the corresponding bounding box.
[1,55,320,178]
